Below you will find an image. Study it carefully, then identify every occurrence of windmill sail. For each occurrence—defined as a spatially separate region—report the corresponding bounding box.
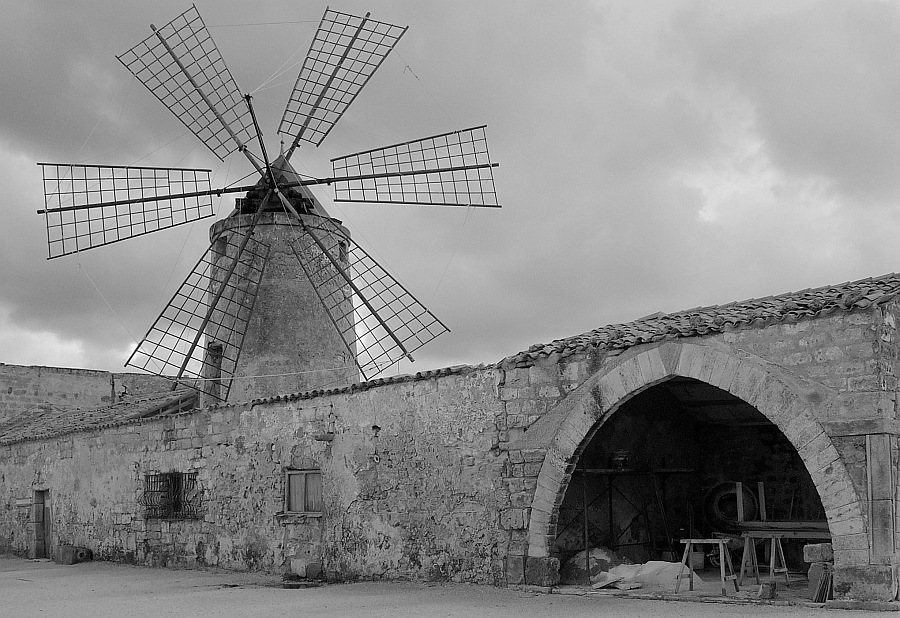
[291,218,449,380]
[117,5,255,161]
[38,163,214,259]
[126,228,270,401]
[280,9,407,156]
[39,5,499,394]
[330,126,500,207]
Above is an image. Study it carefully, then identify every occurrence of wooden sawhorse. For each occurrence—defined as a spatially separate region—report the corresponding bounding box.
[738,532,789,587]
[675,538,739,596]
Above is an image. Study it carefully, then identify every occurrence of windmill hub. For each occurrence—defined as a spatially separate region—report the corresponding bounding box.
[237,155,332,218]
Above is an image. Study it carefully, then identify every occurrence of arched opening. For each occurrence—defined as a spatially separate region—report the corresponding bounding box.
[554,376,829,584]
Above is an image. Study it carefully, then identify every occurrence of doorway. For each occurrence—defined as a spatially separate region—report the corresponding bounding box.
[32,490,50,559]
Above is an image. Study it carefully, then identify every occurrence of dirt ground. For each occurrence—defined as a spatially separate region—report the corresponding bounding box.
[0,556,886,617]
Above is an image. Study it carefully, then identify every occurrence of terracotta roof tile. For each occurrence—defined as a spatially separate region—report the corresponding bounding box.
[500,272,900,367]
[0,389,197,445]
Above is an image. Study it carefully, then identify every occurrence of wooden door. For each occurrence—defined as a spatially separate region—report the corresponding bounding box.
[32,491,49,559]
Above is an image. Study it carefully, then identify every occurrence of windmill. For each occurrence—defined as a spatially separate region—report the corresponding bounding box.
[37,6,499,403]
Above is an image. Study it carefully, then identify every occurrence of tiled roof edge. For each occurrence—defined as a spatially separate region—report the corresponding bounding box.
[0,391,198,447]
[498,272,900,368]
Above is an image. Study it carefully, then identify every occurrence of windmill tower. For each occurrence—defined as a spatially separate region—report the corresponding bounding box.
[37,7,499,404]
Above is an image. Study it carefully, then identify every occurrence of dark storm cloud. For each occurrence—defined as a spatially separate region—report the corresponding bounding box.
[670,0,900,205]
[3,1,900,376]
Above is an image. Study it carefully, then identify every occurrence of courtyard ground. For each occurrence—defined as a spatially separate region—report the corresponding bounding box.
[0,555,891,617]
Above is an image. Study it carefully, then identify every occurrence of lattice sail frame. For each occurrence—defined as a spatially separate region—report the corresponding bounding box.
[279,8,407,149]
[291,217,449,380]
[39,163,214,259]
[38,5,500,390]
[331,126,499,207]
[125,229,270,401]
[117,5,255,161]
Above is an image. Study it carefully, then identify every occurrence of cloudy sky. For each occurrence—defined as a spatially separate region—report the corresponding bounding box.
[3,0,900,379]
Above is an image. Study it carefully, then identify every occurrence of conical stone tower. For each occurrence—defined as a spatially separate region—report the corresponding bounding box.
[200,157,358,407]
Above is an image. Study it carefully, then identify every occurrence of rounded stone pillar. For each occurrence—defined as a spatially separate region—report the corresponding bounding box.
[202,210,358,406]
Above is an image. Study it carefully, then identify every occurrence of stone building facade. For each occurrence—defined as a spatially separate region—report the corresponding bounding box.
[2,273,900,601]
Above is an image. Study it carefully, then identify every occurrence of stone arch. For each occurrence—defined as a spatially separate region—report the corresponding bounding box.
[525,341,866,565]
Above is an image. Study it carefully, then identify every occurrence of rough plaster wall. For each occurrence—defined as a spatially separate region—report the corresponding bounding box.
[0,368,508,584]
[0,364,114,426]
[322,370,506,582]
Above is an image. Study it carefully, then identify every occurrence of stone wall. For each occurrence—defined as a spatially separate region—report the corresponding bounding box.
[1,304,898,599]
[502,306,898,598]
[0,364,176,427]
[0,367,506,583]
[0,364,113,425]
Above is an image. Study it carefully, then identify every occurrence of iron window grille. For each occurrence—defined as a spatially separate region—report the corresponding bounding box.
[285,470,323,514]
[139,471,202,519]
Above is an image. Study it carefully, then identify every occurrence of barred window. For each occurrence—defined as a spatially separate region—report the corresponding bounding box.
[139,472,202,519]
[285,470,323,514]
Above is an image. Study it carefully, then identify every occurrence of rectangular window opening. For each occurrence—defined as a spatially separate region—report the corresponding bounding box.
[140,471,201,520]
[285,470,323,514]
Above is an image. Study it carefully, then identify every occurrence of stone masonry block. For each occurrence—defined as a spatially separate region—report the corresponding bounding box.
[528,365,556,386]
[505,368,531,388]
[714,355,741,393]
[528,507,549,528]
[523,462,542,476]
[500,509,527,530]
[656,342,681,375]
[867,434,892,501]
[525,556,560,587]
[506,555,526,584]
[618,357,644,396]
[635,350,654,387]
[674,344,701,378]
[538,385,561,398]
[798,432,834,466]
[822,487,865,520]
[705,351,730,390]
[870,499,894,558]
[551,427,580,461]
[522,449,546,463]
[804,542,835,562]
[510,492,533,508]
[697,350,717,384]
[526,534,549,557]
[597,372,627,408]
[832,534,870,553]
[530,490,555,516]
[749,377,791,424]
[560,361,581,383]
[645,347,667,382]
[826,512,866,539]
[730,362,767,404]
[833,549,870,567]
[782,412,821,450]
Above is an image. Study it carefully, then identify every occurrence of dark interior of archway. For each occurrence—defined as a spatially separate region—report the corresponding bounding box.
[555,376,828,581]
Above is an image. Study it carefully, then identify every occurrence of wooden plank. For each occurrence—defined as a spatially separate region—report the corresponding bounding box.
[758,482,767,522]
[738,521,829,531]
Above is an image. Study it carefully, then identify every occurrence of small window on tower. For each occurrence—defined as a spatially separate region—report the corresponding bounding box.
[205,342,224,400]
[285,469,323,514]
